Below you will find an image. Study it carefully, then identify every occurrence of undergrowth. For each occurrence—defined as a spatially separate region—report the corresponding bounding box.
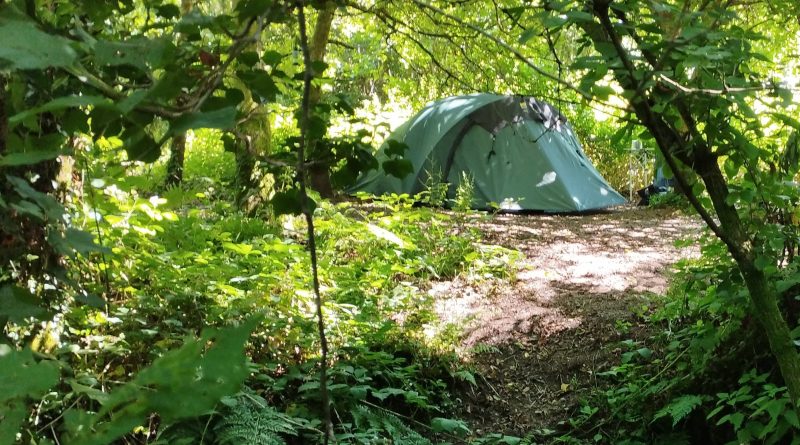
[560,235,800,445]
[10,134,523,444]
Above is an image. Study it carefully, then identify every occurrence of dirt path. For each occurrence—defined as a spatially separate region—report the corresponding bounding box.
[430,206,701,437]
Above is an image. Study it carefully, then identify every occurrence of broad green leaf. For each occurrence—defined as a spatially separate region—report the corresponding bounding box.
[518,27,538,44]
[0,400,26,445]
[9,95,110,127]
[262,50,284,66]
[431,417,471,436]
[238,70,279,103]
[236,0,273,18]
[169,107,238,135]
[156,4,180,19]
[6,175,64,220]
[754,254,774,272]
[69,381,110,405]
[785,409,800,428]
[565,11,594,22]
[270,189,316,216]
[0,150,60,166]
[365,223,409,249]
[771,113,800,131]
[371,387,406,401]
[541,14,568,29]
[94,37,175,72]
[123,128,161,163]
[66,318,259,445]
[0,346,59,443]
[0,5,77,71]
[48,228,106,258]
[10,200,44,220]
[0,285,49,323]
[0,346,60,402]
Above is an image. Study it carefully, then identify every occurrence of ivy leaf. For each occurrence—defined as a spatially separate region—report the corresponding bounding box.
[384,139,409,157]
[0,5,78,71]
[382,159,413,179]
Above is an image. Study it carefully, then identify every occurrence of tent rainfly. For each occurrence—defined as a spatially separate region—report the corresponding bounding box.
[353,93,626,212]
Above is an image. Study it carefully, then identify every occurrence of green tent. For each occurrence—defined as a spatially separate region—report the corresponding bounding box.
[354,93,626,212]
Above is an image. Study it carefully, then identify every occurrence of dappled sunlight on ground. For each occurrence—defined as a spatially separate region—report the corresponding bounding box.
[431,206,699,347]
[431,206,702,435]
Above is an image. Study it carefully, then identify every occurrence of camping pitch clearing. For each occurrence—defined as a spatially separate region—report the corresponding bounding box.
[354,93,626,212]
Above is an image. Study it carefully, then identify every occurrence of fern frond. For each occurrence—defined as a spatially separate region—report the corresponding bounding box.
[214,392,296,445]
[352,405,432,445]
[654,394,704,427]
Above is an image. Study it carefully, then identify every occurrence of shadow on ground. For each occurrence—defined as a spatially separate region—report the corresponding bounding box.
[429,206,701,436]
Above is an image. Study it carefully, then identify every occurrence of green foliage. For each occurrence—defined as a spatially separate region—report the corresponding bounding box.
[215,393,297,445]
[63,319,258,445]
[648,191,689,211]
[422,163,448,207]
[0,346,60,443]
[0,5,77,70]
[347,405,432,445]
[452,171,475,212]
[708,370,800,444]
[10,0,800,443]
[653,394,705,428]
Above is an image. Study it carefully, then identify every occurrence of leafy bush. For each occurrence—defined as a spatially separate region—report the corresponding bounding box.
[562,235,797,444]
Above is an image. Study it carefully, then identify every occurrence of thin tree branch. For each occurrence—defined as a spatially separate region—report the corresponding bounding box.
[594,1,732,247]
[408,0,588,100]
[295,3,334,444]
[659,74,798,95]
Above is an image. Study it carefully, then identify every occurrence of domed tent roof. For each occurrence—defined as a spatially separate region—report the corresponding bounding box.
[353,93,626,212]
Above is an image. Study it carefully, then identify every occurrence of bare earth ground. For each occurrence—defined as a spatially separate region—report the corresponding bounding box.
[429,206,702,437]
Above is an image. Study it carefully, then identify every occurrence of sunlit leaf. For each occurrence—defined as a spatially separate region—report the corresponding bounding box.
[0,5,77,71]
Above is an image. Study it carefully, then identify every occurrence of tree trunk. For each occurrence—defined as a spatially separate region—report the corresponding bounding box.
[165,133,186,187]
[164,0,194,188]
[696,158,800,402]
[307,1,336,198]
